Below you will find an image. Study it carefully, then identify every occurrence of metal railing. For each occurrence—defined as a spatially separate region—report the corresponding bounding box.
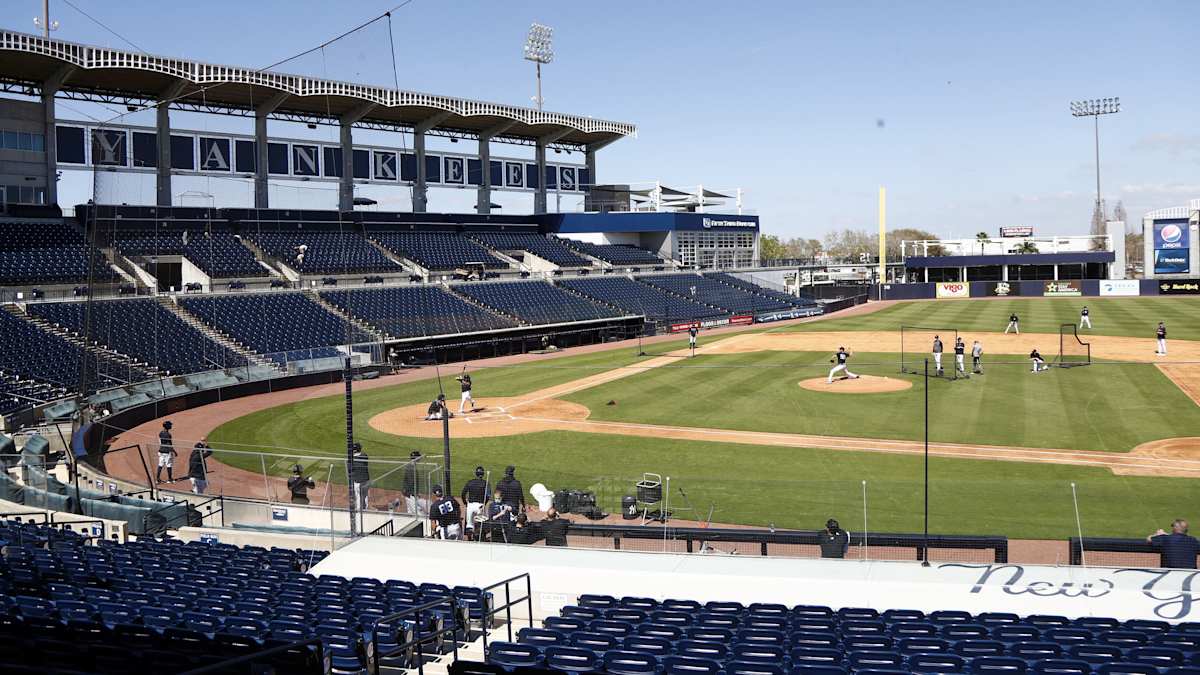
[369,596,462,675]
[479,573,534,657]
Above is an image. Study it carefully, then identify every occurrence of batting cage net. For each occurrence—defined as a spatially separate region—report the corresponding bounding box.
[1056,323,1092,368]
[899,326,963,379]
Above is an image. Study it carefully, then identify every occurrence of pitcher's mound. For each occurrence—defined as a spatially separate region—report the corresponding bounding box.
[369,397,590,438]
[799,375,912,394]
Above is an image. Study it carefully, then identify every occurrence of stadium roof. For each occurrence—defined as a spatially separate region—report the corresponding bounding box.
[0,30,636,150]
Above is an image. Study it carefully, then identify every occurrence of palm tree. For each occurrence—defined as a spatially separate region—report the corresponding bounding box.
[1014,241,1039,254]
[976,232,990,255]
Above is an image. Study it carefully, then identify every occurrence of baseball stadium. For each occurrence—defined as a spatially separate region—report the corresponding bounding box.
[0,4,1199,674]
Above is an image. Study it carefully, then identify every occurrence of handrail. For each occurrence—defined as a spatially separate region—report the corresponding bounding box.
[566,523,1009,563]
[177,636,325,675]
[369,596,461,675]
[368,518,395,537]
[479,572,534,657]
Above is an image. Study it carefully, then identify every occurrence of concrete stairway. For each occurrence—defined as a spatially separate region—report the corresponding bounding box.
[154,296,278,371]
[302,289,388,342]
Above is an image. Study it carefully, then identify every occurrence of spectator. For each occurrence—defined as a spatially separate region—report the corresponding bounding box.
[819,518,849,559]
[187,438,213,495]
[401,450,423,515]
[461,466,490,541]
[155,420,176,483]
[1148,519,1200,569]
[349,443,370,510]
[497,465,526,511]
[429,485,462,540]
[287,464,315,505]
[507,512,533,545]
[541,508,570,547]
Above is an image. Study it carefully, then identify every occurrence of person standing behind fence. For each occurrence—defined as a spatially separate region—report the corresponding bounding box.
[187,438,212,495]
[497,465,526,512]
[932,335,944,376]
[429,485,462,540]
[155,420,176,484]
[819,518,849,559]
[461,466,490,541]
[1005,312,1019,334]
[1147,519,1199,569]
[1157,321,1168,356]
[288,465,315,505]
[402,450,423,515]
[350,443,370,510]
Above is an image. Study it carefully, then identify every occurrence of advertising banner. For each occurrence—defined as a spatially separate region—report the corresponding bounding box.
[999,226,1033,237]
[753,307,824,323]
[1153,221,1189,250]
[1154,250,1190,275]
[671,317,732,332]
[1043,280,1082,297]
[1099,279,1140,297]
[729,315,754,326]
[1158,279,1200,295]
[991,281,1015,297]
[935,282,970,298]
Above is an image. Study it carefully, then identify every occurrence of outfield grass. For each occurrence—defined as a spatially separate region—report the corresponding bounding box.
[781,297,1200,341]
[565,351,1200,452]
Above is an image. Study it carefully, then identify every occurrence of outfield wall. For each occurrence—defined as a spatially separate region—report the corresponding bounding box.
[877,279,1182,301]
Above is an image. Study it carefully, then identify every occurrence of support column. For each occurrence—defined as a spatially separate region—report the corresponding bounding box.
[337,103,375,212]
[1053,265,1059,281]
[413,112,451,213]
[254,92,288,209]
[477,121,514,215]
[582,137,616,212]
[1002,264,1009,282]
[535,128,572,215]
[156,81,188,207]
[41,66,74,207]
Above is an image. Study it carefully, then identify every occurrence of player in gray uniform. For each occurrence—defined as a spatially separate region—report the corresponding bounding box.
[932,335,944,376]
[971,340,984,374]
[1157,322,1168,355]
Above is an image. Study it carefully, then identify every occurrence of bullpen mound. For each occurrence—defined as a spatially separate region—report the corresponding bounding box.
[799,375,912,394]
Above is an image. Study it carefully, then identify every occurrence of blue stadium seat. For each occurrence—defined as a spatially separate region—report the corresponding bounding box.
[373,231,507,271]
[848,650,906,670]
[726,661,787,675]
[661,655,723,674]
[969,656,1028,674]
[676,638,729,661]
[518,627,568,649]
[486,641,542,669]
[453,280,620,325]
[320,286,516,338]
[543,645,600,674]
[601,650,658,675]
[1096,665,1160,675]
[621,635,672,657]
[909,652,968,674]
[471,232,592,267]
[569,631,618,653]
[1031,660,1092,675]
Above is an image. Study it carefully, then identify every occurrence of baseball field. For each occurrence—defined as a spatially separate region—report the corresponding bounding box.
[201,296,1200,540]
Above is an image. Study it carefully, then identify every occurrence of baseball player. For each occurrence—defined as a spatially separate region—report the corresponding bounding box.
[1005,312,1020,334]
[1030,348,1047,372]
[954,337,966,375]
[971,340,984,374]
[932,335,944,375]
[155,420,176,483]
[1156,322,1168,356]
[456,372,476,414]
[826,347,860,383]
[460,466,490,541]
[429,485,462,540]
[688,325,698,355]
[1079,306,1092,329]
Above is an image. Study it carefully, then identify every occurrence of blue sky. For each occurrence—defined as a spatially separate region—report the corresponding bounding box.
[2,0,1197,238]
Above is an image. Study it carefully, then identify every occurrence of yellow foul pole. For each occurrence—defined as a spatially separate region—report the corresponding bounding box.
[878,186,886,283]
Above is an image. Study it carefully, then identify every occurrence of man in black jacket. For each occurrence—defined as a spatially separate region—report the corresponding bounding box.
[187,438,213,495]
[819,518,849,559]
[350,443,370,510]
[541,508,570,547]
[287,465,315,505]
[461,466,490,540]
[496,465,525,512]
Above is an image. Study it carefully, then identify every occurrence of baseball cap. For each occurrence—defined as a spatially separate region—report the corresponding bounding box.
[163,421,172,429]
[504,465,515,476]
[475,466,485,477]
[826,518,840,530]
[410,450,421,459]
[432,485,443,496]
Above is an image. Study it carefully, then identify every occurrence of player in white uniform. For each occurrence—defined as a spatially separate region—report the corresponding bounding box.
[1156,322,1168,355]
[456,373,476,414]
[1079,306,1092,329]
[827,347,860,383]
[971,340,984,374]
[932,336,944,375]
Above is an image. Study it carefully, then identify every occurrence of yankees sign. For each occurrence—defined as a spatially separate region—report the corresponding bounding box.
[59,120,587,193]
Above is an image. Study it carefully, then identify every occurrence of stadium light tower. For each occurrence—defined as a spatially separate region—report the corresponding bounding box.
[523,22,554,111]
[34,0,60,37]
[1070,97,1120,228]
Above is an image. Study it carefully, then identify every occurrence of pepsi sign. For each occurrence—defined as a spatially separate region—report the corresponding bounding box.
[1154,221,1189,250]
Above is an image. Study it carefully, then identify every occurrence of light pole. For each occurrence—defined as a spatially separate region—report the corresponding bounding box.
[523,23,554,111]
[1070,97,1120,230]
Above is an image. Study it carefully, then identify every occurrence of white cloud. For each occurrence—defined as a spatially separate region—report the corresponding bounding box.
[1119,183,1200,196]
